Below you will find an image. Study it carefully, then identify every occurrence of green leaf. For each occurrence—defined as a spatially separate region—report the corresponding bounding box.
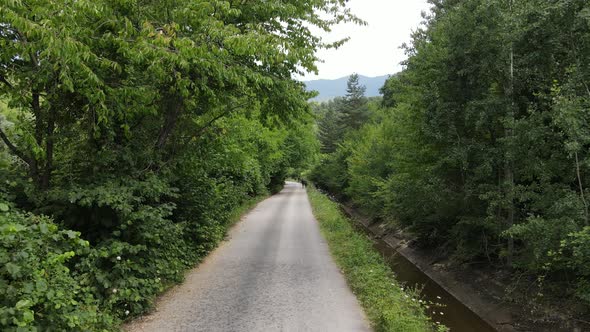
[22,309,34,323]
[5,262,21,277]
[0,203,9,212]
[65,230,78,239]
[15,299,31,310]
[36,279,48,292]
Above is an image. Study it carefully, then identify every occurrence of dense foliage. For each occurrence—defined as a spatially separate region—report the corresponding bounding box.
[0,0,349,329]
[311,0,590,316]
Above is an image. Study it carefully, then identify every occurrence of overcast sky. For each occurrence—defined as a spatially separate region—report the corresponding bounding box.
[301,0,431,81]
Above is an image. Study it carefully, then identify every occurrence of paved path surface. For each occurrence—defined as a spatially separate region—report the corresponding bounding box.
[125,182,370,332]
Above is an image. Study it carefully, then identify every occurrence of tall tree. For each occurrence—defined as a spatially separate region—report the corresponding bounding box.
[313,0,590,314]
[315,98,346,153]
[341,73,369,130]
[0,0,361,194]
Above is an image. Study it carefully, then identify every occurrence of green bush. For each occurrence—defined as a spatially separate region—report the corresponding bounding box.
[556,227,590,305]
[0,203,113,331]
[310,146,352,197]
[50,176,197,319]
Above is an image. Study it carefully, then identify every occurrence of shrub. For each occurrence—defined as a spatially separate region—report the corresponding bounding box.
[0,202,113,331]
[556,227,590,305]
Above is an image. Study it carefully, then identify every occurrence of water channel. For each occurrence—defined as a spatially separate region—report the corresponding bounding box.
[351,215,497,332]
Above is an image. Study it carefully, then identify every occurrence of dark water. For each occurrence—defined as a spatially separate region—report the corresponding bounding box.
[372,241,497,332]
[351,219,497,332]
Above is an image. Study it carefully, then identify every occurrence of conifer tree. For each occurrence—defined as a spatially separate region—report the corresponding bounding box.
[341,73,369,130]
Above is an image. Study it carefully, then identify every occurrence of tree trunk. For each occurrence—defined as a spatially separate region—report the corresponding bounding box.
[155,93,183,150]
[32,91,43,147]
[28,90,45,188]
[505,0,515,267]
[505,158,514,266]
[575,152,589,225]
[41,106,56,190]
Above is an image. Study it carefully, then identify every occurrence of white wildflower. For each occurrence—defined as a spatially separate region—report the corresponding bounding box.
[125,310,130,315]
[116,256,121,261]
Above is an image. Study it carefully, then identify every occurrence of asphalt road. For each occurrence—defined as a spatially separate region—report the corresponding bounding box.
[125,182,370,332]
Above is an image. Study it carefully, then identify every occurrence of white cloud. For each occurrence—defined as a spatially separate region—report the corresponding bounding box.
[301,0,431,80]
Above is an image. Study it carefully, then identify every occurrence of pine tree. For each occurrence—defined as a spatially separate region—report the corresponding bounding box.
[341,73,369,130]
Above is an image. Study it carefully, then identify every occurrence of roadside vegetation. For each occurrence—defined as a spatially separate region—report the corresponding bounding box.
[307,186,443,332]
[0,0,352,330]
[311,0,590,323]
[4,0,590,329]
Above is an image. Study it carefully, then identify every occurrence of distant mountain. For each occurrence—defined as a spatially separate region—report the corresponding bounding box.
[303,75,389,102]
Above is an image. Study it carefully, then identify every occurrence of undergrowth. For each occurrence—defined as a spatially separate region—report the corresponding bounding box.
[0,194,267,331]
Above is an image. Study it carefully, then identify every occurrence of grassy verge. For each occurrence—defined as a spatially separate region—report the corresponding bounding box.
[227,194,269,227]
[307,186,445,332]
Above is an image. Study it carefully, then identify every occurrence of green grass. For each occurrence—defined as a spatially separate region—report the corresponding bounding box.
[227,194,269,227]
[307,186,445,332]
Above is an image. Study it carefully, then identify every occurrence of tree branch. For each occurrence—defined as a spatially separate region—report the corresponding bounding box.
[575,151,589,226]
[0,75,13,89]
[183,101,248,146]
[0,126,30,166]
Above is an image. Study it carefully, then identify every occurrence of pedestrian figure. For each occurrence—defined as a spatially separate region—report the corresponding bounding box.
[301,179,307,188]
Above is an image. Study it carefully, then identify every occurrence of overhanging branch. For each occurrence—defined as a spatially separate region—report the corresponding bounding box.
[0,75,13,89]
[184,101,248,145]
[0,126,30,166]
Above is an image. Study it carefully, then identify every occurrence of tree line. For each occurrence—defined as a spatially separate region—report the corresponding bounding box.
[311,0,590,318]
[0,0,356,330]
